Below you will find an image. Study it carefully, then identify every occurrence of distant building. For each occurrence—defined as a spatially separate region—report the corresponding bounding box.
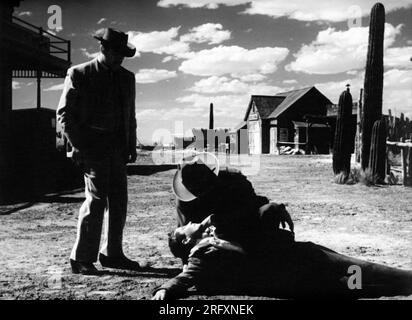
[173,135,195,150]
[241,86,333,155]
[229,122,248,154]
[192,128,230,153]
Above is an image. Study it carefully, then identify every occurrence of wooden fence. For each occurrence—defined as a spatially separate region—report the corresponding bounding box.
[387,141,412,186]
[386,109,412,142]
[385,109,412,186]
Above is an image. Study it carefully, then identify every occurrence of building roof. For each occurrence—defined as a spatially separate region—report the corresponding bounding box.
[243,95,284,121]
[230,121,247,132]
[243,86,332,121]
[268,87,314,118]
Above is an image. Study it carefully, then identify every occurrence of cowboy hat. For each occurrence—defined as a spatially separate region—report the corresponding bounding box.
[94,28,136,58]
[172,152,220,202]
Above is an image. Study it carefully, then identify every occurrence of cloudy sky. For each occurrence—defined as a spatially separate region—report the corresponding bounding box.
[13,0,412,143]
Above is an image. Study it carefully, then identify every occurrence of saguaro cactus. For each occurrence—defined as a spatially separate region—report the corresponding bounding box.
[361,2,385,170]
[368,119,387,183]
[333,86,353,175]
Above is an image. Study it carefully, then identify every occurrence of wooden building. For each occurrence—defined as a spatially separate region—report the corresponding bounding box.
[242,86,333,154]
[0,1,73,203]
[192,128,230,153]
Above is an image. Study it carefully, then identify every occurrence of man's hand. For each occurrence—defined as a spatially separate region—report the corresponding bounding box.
[152,289,168,300]
[128,149,137,163]
[71,147,83,166]
[259,203,294,233]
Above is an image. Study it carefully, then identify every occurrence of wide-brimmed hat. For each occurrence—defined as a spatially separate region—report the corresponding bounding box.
[94,28,136,57]
[172,152,220,202]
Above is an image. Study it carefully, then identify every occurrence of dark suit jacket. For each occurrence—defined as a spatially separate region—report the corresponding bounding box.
[56,57,137,159]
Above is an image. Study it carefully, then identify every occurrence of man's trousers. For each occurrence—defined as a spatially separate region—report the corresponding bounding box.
[70,151,128,263]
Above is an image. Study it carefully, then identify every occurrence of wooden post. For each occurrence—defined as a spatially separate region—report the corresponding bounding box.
[0,2,14,203]
[401,147,407,186]
[408,147,412,186]
[355,88,363,163]
[386,145,391,175]
[36,70,41,109]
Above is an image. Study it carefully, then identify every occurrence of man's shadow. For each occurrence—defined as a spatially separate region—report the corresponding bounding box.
[98,266,181,278]
[127,164,176,176]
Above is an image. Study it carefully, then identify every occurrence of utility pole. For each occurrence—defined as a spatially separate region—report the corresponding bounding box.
[209,103,214,130]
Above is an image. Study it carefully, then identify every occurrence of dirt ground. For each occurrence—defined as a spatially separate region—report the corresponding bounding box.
[0,152,411,300]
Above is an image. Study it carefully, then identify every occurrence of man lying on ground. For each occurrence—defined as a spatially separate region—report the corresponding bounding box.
[172,153,289,263]
[152,212,412,300]
[153,154,412,299]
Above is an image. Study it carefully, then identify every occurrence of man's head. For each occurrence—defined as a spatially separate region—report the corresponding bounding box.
[100,44,125,70]
[168,222,204,259]
[94,28,136,69]
[172,152,219,202]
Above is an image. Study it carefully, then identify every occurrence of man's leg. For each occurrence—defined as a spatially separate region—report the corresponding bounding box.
[322,248,412,298]
[70,157,110,263]
[291,242,412,298]
[100,152,128,257]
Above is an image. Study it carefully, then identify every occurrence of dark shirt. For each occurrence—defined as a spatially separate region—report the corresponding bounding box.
[176,168,269,252]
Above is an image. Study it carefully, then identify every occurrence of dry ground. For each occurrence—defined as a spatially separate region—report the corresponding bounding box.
[0,153,411,300]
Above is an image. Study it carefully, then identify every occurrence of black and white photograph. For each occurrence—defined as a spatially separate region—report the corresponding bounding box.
[0,0,411,307]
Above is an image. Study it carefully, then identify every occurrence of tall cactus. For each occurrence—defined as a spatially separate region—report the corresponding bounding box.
[368,119,387,183]
[361,2,385,170]
[333,86,353,175]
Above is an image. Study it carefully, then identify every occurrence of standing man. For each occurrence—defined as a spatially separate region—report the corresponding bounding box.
[57,28,139,275]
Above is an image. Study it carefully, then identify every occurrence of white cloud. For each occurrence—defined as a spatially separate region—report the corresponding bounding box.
[188,76,282,95]
[158,0,246,9]
[80,48,99,59]
[385,46,412,69]
[177,93,250,119]
[315,69,412,117]
[178,81,289,122]
[238,74,266,82]
[180,23,231,45]
[97,18,107,25]
[44,83,65,92]
[383,69,412,117]
[287,24,403,74]
[283,79,298,84]
[158,0,412,22]
[135,69,177,84]
[315,77,364,104]
[128,27,190,58]
[179,45,289,76]
[136,106,204,121]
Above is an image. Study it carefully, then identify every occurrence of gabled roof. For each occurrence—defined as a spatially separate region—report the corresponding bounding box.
[243,86,333,121]
[268,87,314,119]
[243,95,284,121]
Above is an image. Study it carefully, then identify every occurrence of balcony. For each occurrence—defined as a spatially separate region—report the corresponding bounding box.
[1,16,71,78]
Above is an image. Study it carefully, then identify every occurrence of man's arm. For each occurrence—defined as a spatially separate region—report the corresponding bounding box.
[56,68,83,150]
[258,203,294,233]
[128,72,137,163]
[152,256,204,300]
